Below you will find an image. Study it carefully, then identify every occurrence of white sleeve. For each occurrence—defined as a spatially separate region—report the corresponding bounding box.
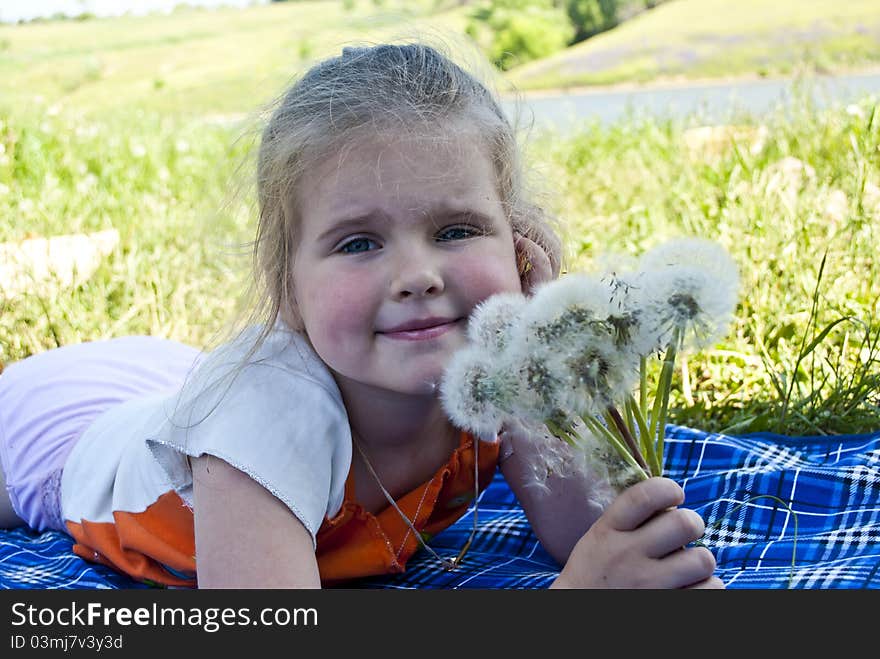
[146,358,352,548]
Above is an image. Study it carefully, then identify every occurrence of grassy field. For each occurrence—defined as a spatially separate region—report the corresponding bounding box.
[3,0,879,116]
[529,100,880,435]
[1,2,878,436]
[508,0,880,90]
[0,1,476,119]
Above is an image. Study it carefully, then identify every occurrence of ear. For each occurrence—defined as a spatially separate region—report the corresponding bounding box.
[514,232,554,296]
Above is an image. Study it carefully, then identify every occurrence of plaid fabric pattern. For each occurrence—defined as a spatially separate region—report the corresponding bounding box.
[666,426,880,589]
[2,425,878,589]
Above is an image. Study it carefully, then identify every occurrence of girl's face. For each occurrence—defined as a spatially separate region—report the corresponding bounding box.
[292,129,522,397]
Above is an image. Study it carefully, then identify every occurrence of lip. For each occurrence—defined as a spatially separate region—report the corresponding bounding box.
[378,317,462,341]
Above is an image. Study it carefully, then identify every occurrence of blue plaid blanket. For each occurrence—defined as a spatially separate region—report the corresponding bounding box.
[2,425,879,589]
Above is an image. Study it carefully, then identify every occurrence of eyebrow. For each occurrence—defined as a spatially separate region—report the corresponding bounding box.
[316,207,498,243]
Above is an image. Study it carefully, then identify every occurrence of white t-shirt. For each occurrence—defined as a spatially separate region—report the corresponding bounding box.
[60,325,352,547]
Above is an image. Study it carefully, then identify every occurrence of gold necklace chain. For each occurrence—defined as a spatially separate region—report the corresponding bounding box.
[351,433,479,572]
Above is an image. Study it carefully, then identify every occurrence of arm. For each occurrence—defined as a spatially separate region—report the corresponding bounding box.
[499,421,608,565]
[192,454,321,589]
[506,236,608,563]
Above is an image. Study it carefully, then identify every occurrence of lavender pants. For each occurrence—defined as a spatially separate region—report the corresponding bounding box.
[0,336,201,531]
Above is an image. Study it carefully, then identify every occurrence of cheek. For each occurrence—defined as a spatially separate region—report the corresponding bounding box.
[455,249,521,302]
[300,272,376,344]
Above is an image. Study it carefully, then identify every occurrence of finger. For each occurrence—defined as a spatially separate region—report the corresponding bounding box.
[603,477,685,532]
[514,233,553,295]
[685,576,726,589]
[655,546,718,589]
[640,507,706,558]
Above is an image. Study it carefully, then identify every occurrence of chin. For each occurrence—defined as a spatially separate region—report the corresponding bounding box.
[414,377,443,397]
[395,369,447,397]
[382,373,439,397]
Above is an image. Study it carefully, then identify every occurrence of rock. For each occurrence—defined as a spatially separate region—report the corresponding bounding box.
[0,229,119,299]
[682,124,768,161]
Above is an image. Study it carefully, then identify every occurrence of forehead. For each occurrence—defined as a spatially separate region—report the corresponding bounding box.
[296,126,501,224]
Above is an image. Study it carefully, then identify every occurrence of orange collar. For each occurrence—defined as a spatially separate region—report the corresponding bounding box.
[315,431,500,584]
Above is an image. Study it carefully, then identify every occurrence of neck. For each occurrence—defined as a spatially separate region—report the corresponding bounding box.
[336,375,455,452]
[334,374,463,511]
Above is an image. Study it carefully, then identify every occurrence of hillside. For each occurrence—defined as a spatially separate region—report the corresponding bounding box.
[0,1,475,118]
[506,0,880,90]
[1,0,878,120]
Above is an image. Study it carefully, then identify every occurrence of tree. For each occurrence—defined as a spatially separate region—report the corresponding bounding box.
[466,0,574,71]
[564,0,619,43]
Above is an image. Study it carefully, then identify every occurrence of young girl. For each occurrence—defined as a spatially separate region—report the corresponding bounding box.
[0,43,721,589]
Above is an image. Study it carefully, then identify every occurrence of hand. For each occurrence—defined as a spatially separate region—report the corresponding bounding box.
[551,477,724,589]
[515,232,554,295]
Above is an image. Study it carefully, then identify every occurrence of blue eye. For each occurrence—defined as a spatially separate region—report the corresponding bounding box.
[338,237,378,254]
[438,225,480,242]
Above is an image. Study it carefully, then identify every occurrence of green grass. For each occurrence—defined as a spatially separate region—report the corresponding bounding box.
[0,1,475,119]
[523,93,880,434]
[507,0,880,90]
[0,2,878,436]
[0,107,255,353]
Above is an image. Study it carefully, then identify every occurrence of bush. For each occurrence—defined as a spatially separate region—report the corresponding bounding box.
[564,0,619,42]
[466,0,574,71]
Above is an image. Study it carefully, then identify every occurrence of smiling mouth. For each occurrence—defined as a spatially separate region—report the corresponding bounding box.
[378,318,463,341]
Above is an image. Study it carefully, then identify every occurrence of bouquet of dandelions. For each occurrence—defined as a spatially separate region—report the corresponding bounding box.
[440,237,740,500]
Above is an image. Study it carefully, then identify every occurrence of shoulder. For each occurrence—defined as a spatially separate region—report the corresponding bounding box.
[161,325,352,524]
[219,325,335,391]
[164,325,350,457]
[179,324,343,415]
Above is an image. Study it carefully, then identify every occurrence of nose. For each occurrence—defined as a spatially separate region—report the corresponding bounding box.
[390,253,445,301]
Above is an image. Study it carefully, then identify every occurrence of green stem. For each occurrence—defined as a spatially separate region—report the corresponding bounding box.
[650,327,681,471]
[604,405,650,475]
[627,394,661,477]
[639,355,648,421]
[545,418,579,448]
[580,414,650,482]
[656,341,680,467]
[624,395,636,439]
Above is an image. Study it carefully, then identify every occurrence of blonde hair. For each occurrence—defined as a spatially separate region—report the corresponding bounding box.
[247,41,562,350]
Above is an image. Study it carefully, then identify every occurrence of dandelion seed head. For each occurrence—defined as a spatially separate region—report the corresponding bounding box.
[636,238,740,345]
[518,420,625,509]
[514,419,594,492]
[466,292,528,352]
[667,289,702,324]
[506,353,567,423]
[607,462,644,493]
[597,271,661,357]
[440,347,515,440]
[638,265,738,350]
[549,326,638,412]
[565,348,614,405]
[512,274,614,349]
[639,237,739,285]
[572,418,643,497]
[606,309,642,350]
[531,274,614,319]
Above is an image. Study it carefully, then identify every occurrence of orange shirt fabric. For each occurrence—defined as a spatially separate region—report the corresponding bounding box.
[65,432,500,588]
